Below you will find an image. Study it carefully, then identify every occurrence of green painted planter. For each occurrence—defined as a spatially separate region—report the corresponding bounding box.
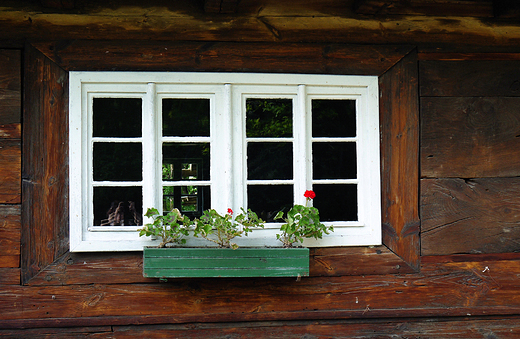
[143,247,309,278]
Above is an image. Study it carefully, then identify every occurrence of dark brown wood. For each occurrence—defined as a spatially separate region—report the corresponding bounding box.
[418,52,520,60]
[32,41,412,76]
[204,0,239,13]
[354,0,494,17]
[0,139,21,204]
[420,60,520,97]
[379,50,421,270]
[0,49,21,124]
[494,0,520,18]
[421,97,520,178]
[22,43,69,284]
[0,268,20,285]
[0,205,21,258]
[0,123,21,139]
[421,178,520,256]
[26,246,414,286]
[2,254,520,327]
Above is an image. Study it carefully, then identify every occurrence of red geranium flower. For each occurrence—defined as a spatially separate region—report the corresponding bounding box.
[227,208,233,215]
[304,190,316,199]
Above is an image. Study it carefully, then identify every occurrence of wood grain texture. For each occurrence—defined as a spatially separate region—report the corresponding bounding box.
[1,254,520,328]
[0,49,21,124]
[0,139,21,204]
[421,178,520,255]
[420,60,520,97]
[421,97,520,178]
[379,50,420,270]
[0,204,21,258]
[22,44,69,284]
[354,0,494,17]
[32,40,411,76]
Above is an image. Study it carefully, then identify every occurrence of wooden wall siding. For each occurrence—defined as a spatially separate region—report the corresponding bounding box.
[421,178,520,255]
[2,317,520,339]
[420,57,520,256]
[421,97,520,178]
[22,44,69,285]
[0,50,21,124]
[3,1,520,48]
[354,0,494,17]
[1,253,520,328]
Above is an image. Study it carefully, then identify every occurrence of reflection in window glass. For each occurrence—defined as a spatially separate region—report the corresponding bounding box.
[248,142,293,180]
[248,185,293,222]
[94,187,143,226]
[93,143,142,181]
[313,142,357,180]
[312,99,356,137]
[162,144,209,181]
[163,99,210,137]
[313,184,357,221]
[163,186,210,217]
[246,99,292,138]
[93,98,142,138]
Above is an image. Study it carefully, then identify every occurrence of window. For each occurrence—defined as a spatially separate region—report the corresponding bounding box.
[69,72,381,251]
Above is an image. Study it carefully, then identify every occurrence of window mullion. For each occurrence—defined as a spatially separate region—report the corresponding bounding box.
[142,82,157,216]
[293,84,309,205]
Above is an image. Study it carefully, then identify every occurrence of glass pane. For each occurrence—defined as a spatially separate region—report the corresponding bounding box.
[248,185,293,223]
[162,144,209,181]
[312,99,356,137]
[94,187,143,226]
[313,142,356,179]
[163,99,210,137]
[246,98,292,138]
[313,184,357,221]
[93,98,142,137]
[248,142,293,180]
[163,186,210,217]
[93,143,142,181]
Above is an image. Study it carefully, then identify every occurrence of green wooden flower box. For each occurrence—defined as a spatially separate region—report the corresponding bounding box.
[143,247,309,278]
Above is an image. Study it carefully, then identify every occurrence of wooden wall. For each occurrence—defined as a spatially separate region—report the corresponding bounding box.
[0,1,520,337]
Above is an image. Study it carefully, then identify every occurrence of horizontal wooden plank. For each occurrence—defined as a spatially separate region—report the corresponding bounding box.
[0,123,21,138]
[421,97,520,178]
[0,139,21,204]
[32,41,411,76]
[0,49,21,124]
[0,255,19,268]
[421,178,520,255]
[354,0,494,17]
[2,254,520,327]
[420,60,520,97]
[0,268,20,285]
[26,246,413,286]
[418,52,520,61]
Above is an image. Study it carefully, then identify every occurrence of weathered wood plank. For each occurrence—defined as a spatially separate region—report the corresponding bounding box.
[32,41,411,76]
[420,60,520,97]
[2,254,520,327]
[418,52,520,61]
[0,256,20,268]
[22,44,69,284]
[421,97,520,178]
[0,268,20,285]
[0,49,21,124]
[354,0,494,17]
[0,123,21,138]
[421,178,520,255]
[379,50,420,270]
[26,246,413,286]
[0,139,21,204]
[0,204,21,256]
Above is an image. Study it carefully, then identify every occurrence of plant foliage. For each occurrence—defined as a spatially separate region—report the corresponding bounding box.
[138,208,193,248]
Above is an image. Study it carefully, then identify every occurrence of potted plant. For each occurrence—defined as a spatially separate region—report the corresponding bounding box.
[139,191,331,279]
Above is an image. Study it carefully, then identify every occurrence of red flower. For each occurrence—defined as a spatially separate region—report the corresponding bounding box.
[227,208,233,215]
[304,190,316,199]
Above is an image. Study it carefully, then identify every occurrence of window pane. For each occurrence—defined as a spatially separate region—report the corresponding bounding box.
[163,99,210,137]
[94,187,143,226]
[246,98,292,137]
[163,186,210,218]
[93,98,142,137]
[312,99,356,137]
[248,142,293,180]
[93,143,142,181]
[313,184,357,221]
[313,142,356,179]
[162,144,210,181]
[248,185,293,223]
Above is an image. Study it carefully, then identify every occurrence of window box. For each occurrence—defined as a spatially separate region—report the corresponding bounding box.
[143,247,309,278]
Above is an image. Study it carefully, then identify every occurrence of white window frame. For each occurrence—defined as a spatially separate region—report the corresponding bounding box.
[69,72,381,252]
